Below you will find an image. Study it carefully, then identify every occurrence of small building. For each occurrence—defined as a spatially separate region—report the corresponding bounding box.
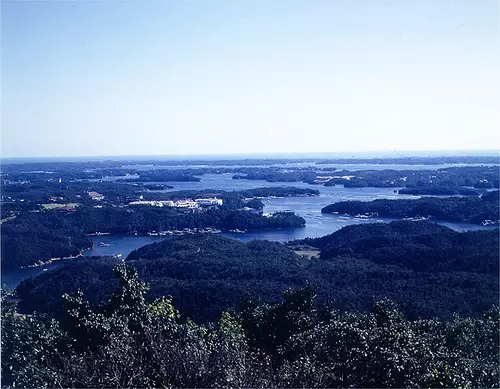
[88,191,105,201]
[129,200,155,206]
[174,200,198,208]
[195,197,223,206]
[312,176,334,184]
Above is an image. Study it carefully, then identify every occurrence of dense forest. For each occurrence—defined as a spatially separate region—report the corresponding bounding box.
[70,206,306,234]
[144,187,319,203]
[233,170,317,182]
[117,170,201,182]
[3,263,498,388]
[315,155,499,165]
[4,154,497,169]
[1,180,318,210]
[321,191,500,225]
[15,222,499,323]
[1,213,93,269]
[1,181,145,206]
[2,160,498,190]
[230,165,499,188]
[1,205,305,269]
[296,221,499,273]
[1,186,316,269]
[323,166,499,188]
[2,158,499,388]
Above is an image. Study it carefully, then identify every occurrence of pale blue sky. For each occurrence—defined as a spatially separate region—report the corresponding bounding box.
[1,0,499,158]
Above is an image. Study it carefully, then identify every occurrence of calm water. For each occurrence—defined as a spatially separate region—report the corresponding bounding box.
[2,174,496,290]
[119,162,497,171]
[137,173,418,192]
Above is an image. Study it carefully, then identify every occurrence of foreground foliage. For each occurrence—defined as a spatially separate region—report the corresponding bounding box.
[2,267,498,388]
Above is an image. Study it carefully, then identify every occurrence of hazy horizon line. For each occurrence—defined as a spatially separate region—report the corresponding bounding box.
[2,149,499,164]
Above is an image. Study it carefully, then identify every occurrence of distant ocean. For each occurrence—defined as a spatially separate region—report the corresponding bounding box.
[2,150,499,164]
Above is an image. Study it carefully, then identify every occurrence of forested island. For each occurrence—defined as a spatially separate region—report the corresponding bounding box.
[1,207,305,270]
[146,186,319,201]
[321,191,499,225]
[0,179,318,212]
[117,170,201,182]
[229,165,500,190]
[321,166,499,188]
[233,170,317,182]
[3,154,497,173]
[1,187,315,269]
[315,155,499,165]
[2,159,498,190]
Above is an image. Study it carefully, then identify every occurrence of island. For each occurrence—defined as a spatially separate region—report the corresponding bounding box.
[321,191,499,225]
[1,186,315,269]
[2,159,498,190]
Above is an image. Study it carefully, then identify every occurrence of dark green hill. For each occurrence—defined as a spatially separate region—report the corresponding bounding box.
[16,235,309,322]
[1,215,93,269]
[15,224,499,321]
[321,193,499,224]
[127,235,308,320]
[299,221,499,273]
[15,257,121,316]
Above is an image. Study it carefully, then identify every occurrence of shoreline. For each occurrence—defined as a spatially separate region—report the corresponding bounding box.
[19,252,85,269]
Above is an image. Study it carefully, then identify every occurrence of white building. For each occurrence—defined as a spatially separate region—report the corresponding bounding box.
[129,200,176,207]
[174,200,198,208]
[129,200,156,206]
[195,197,223,206]
[129,199,209,209]
[88,191,105,201]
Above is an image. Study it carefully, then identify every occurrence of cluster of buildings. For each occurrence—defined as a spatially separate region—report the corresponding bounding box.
[128,197,223,209]
[310,175,357,184]
[0,178,29,185]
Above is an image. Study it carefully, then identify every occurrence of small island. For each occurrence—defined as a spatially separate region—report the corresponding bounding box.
[321,191,499,225]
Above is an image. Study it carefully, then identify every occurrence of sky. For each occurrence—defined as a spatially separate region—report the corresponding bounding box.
[1,0,499,158]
